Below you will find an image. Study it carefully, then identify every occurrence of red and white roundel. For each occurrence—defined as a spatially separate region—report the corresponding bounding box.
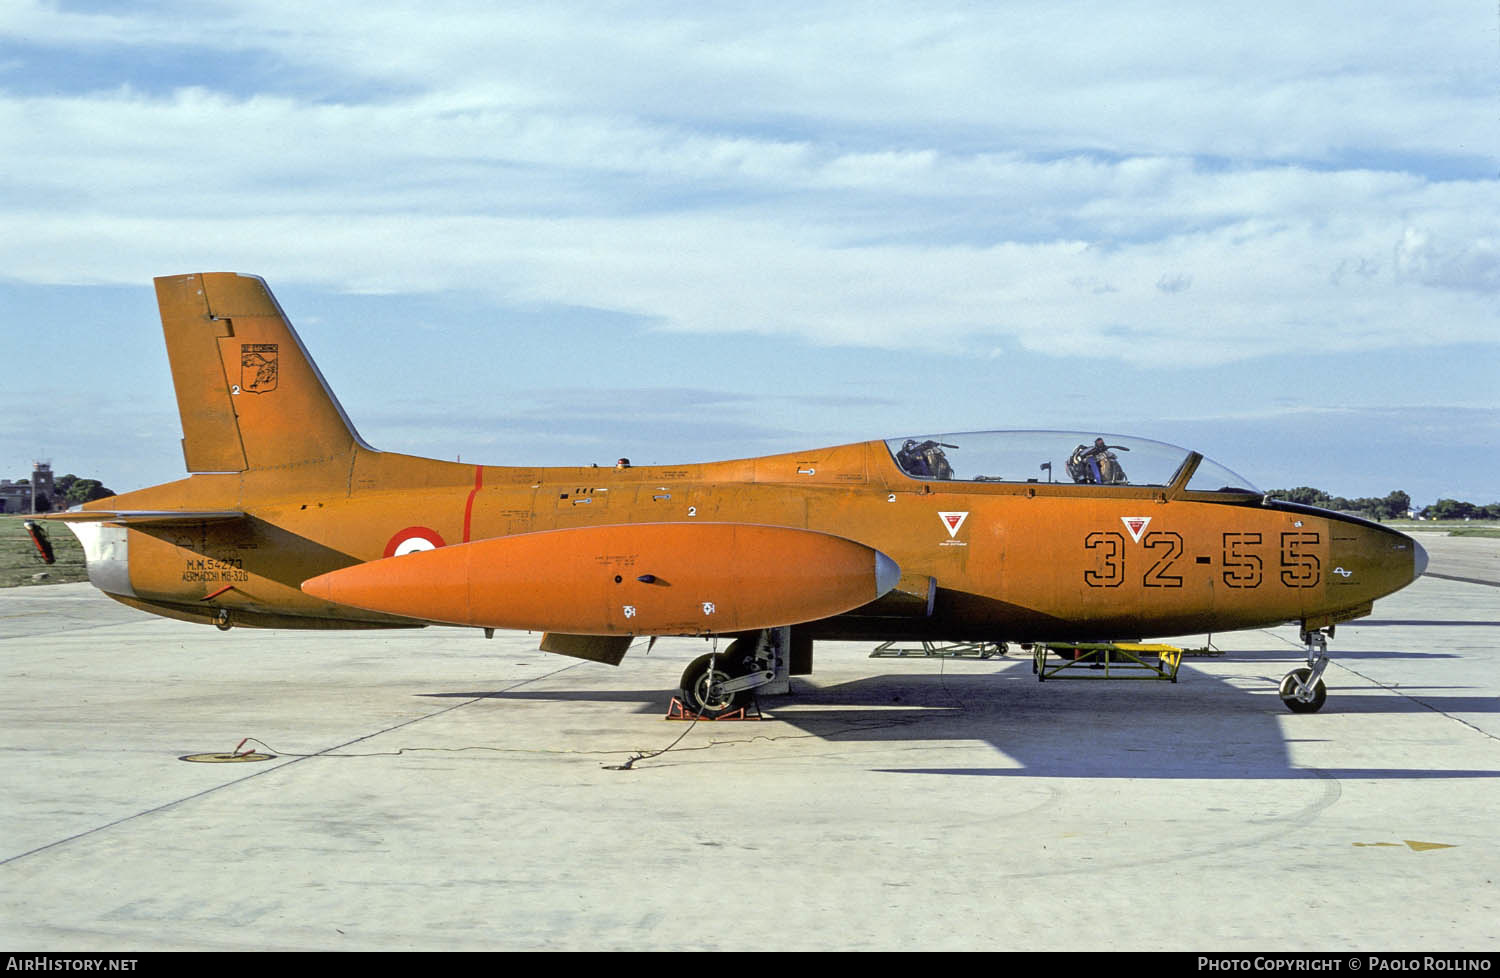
[384,526,447,558]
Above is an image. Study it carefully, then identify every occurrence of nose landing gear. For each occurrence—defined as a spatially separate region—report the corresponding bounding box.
[1280,628,1331,713]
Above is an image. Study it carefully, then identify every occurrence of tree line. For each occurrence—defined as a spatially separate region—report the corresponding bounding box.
[1266,487,1500,521]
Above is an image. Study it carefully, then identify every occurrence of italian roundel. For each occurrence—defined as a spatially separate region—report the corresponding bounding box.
[384,526,447,557]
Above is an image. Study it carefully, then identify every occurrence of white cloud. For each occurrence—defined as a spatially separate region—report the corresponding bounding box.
[1394,227,1500,295]
[0,2,1494,372]
[4,3,1492,156]
[7,201,1492,370]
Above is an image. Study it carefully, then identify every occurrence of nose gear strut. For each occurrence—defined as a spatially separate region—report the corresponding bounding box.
[1280,627,1331,713]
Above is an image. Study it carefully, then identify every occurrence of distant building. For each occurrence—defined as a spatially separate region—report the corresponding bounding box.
[0,465,71,513]
[0,479,30,514]
[0,463,59,513]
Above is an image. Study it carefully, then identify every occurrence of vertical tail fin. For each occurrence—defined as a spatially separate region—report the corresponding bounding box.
[155,273,370,473]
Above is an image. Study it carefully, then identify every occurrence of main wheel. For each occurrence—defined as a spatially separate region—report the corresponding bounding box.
[679,647,746,718]
[1278,667,1327,713]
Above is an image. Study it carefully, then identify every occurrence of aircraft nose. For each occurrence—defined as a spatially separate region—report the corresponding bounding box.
[1411,537,1429,580]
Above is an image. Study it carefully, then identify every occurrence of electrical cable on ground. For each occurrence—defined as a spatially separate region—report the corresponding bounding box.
[602,635,720,771]
[220,637,954,773]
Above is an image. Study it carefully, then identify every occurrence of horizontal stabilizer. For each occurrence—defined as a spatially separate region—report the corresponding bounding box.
[42,510,247,526]
[302,522,900,636]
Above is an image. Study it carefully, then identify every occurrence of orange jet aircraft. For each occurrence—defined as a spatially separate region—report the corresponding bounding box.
[49,273,1427,715]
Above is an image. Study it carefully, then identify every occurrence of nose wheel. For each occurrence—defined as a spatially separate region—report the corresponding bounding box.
[1280,628,1331,713]
[1278,666,1327,713]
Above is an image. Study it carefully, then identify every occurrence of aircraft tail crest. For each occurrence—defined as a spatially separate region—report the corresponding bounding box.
[155,273,370,473]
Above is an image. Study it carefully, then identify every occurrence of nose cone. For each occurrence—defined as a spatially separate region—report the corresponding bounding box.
[1328,522,1428,604]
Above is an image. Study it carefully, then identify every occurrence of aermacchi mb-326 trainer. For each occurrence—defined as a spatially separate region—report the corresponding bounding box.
[43,273,1427,715]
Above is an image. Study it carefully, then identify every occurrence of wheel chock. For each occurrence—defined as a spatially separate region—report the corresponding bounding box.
[666,697,765,721]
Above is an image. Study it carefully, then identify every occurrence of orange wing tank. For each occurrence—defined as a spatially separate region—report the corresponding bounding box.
[302,522,901,635]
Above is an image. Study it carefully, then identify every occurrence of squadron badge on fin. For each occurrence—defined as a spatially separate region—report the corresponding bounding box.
[241,343,279,394]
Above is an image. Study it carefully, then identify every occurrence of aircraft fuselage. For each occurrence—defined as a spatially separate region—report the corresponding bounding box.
[72,440,1421,644]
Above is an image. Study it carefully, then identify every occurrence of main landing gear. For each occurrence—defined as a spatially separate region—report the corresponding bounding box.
[1279,627,1332,713]
[676,628,791,719]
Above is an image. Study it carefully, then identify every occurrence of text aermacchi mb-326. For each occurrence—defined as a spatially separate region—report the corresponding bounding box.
[45,274,1427,715]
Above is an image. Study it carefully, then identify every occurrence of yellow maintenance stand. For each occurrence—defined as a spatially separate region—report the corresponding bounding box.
[1032,642,1187,683]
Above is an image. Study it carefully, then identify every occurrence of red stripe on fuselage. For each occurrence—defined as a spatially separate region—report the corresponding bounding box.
[463,466,483,542]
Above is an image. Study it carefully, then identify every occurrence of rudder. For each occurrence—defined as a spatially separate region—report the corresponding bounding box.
[156,273,369,473]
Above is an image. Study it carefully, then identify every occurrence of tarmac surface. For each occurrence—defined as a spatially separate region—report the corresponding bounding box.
[1,532,1496,951]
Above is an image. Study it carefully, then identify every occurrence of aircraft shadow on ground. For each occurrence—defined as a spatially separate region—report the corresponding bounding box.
[1358,619,1500,627]
[1231,648,1462,662]
[424,659,1500,781]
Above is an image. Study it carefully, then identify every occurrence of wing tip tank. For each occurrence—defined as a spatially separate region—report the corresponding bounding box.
[300,523,901,635]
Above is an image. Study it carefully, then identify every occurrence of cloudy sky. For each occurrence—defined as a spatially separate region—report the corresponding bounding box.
[1,2,1496,505]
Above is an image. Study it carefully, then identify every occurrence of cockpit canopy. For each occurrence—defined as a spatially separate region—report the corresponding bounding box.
[884,431,1261,494]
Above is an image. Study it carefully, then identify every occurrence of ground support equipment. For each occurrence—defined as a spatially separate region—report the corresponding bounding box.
[1033,641,1185,682]
[870,640,1007,659]
[666,697,765,721]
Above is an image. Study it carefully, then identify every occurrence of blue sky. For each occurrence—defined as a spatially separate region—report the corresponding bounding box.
[1,2,1496,506]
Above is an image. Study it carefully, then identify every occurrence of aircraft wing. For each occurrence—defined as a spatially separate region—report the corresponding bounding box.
[41,510,248,526]
[303,521,901,638]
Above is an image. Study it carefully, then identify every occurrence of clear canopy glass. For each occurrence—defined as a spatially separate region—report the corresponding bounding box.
[883,431,1260,494]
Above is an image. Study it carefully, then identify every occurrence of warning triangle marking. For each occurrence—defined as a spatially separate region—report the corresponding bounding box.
[938,511,968,538]
[1121,516,1151,543]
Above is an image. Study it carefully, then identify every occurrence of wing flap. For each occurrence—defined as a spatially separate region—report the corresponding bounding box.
[539,632,634,666]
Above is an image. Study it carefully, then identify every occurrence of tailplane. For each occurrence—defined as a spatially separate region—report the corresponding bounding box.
[155,273,370,472]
